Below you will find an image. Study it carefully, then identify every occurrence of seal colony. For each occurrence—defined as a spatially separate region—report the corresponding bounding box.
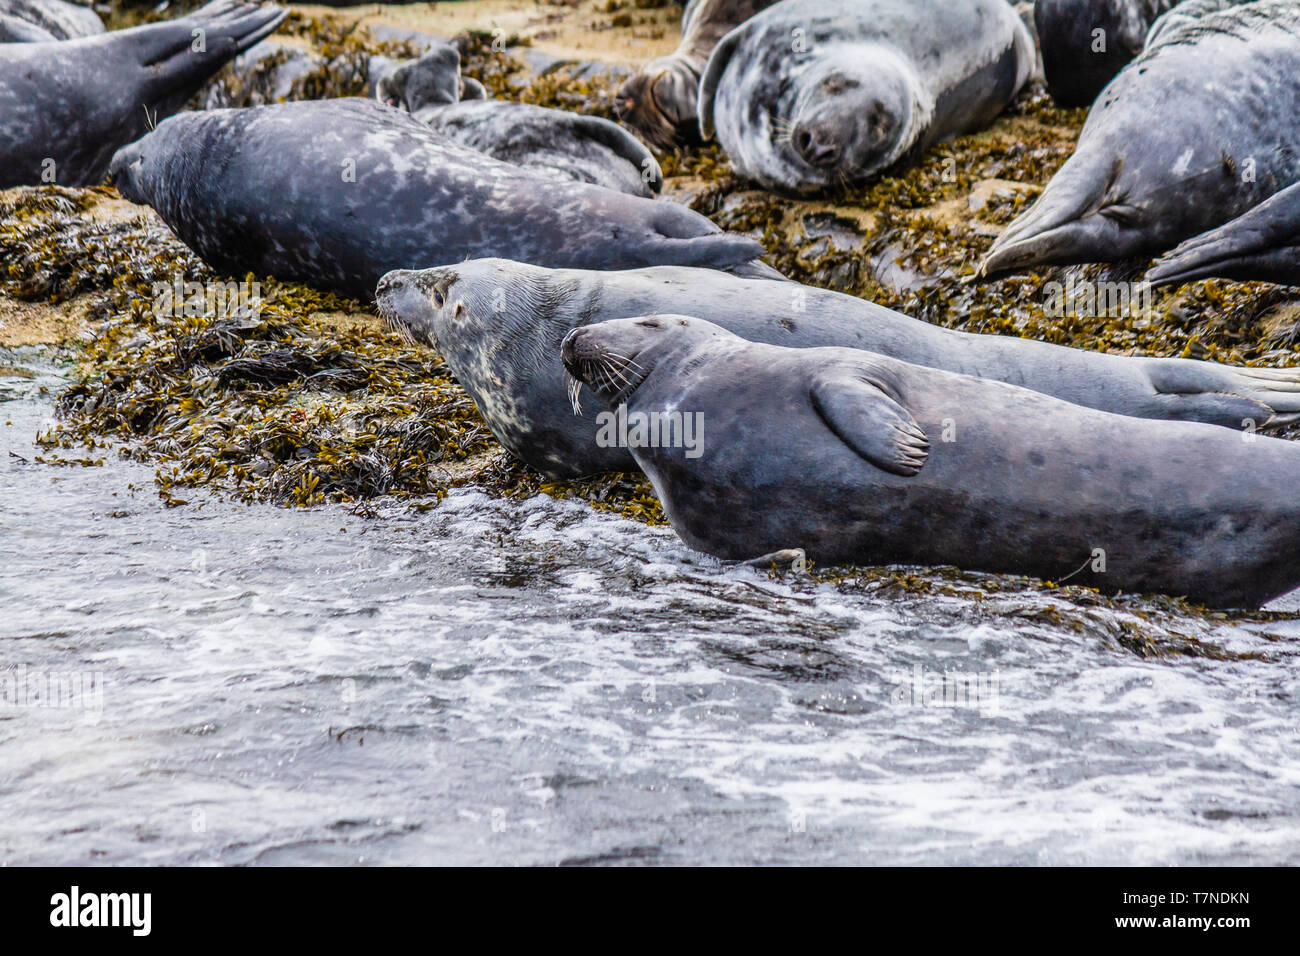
[11,0,1300,608]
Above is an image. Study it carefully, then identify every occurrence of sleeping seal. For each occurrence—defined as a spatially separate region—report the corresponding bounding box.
[697,0,1038,194]
[374,258,1300,476]
[562,315,1300,608]
[982,0,1300,276]
[108,99,772,300]
[0,0,102,41]
[1146,180,1300,286]
[616,0,777,151]
[375,47,662,198]
[0,1,287,187]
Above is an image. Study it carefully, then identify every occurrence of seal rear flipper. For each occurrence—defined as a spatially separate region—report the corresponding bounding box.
[0,14,56,41]
[133,1,288,98]
[810,370,929,477]
[563,114,663,194]
[459,76,488,100]
[647,203,767,269]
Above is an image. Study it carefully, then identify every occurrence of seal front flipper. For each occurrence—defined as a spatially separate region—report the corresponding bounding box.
[810,368,929,477]
[1145,181,1300,287]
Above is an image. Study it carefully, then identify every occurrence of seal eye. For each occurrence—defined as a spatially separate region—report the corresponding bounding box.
[432,289,445,308]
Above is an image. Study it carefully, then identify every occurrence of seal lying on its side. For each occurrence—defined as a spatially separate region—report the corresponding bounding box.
[1145,180,1300,287]
[697,0,1037,194]
[109,99,772,300]
[375,47,662,198]
[374,258,1300,477]
[562,315,1300,609]
[982,0,1300,276]
[0,0,102,41]
[0,1,287,187]
[616,0,777,151]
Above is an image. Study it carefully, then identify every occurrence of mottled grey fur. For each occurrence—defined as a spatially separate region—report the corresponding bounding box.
[698,0,1037,194]
[375,46,662,197]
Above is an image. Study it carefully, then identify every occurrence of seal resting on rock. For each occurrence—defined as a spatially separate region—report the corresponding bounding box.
[375,46,662,198]
[0,1,287,187]
[616,0,777,151]
[375,258,1300,476]
[696,0,1037,194]
[108,99,773,300]
[982,0,1300,276]
[562,315,1300,609]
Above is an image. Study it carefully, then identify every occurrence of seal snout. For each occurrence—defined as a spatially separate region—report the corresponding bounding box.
[793,121,842,169]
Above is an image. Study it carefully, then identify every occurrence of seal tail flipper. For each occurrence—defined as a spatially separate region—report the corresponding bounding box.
[561,114,663,195]
[978,155,1122,277]
[133,1,288,96]
[810,369,929,477]
[1143,360,1300,429]
[648,202,769,270]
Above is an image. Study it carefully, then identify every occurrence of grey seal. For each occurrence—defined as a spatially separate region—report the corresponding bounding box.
[561,314,1300,608]
[1145,180,1300,286]
[0,0,102,41]
[982,0,1300,276]
[697,0,1038,194]
[375,46,662,198]
[616,0,777,151]
[108,99,772,300]
[374,258,1300,477]
[1033,1,1246,107]
[0,1,287,187]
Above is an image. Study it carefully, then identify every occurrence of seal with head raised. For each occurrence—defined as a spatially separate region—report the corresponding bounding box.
[0,1,287,187]
[616,0,777,152]
[375,258,1300,477]
[1145,180,1300,287]
[982,0,1300,277]
[561,314,1300,609]
[375,46,663,198]
[696,0,1038,194]
[109,99,772,300]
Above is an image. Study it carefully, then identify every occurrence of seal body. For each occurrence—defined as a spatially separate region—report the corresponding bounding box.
[375,47,662,197]
[0,0,102,41]
[109,99,770,300]
[0,1,287,187]
[616,0,777,151]
[1036,0,1174,106]
[1146,180,1300,286]
[983,0,1300,276]
[562,316,1300,609]
[697,0,1037,194]
[375,258,1300,477]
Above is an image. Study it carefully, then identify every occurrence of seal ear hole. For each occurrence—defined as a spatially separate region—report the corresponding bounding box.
[454,301,466,319]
